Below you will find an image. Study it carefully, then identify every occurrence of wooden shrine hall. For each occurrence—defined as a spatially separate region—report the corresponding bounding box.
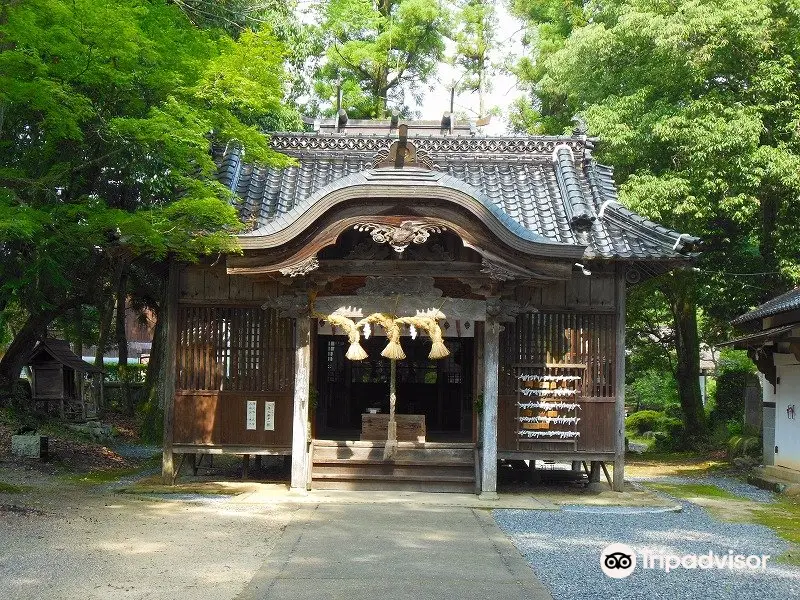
[161,116,699,496]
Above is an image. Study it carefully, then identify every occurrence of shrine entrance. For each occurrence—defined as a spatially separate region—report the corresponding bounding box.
[315,335,474,442]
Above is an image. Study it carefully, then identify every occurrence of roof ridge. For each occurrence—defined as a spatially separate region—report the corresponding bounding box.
[731,286,800,325]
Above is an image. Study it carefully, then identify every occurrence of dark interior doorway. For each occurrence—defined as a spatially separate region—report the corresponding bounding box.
[316,335,473,441]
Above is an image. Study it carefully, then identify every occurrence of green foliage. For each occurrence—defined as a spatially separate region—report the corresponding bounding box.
[651,417,687,452]
[626,409,665,435]
[312,0,447,117]
[717,349,756,375]
[512,0,800,308]
[451,0,497,117]
[103,363,148,384]
[626,370,680,412]
[728,433,761,458]
[0,0,297,385]
[712,370,758,425]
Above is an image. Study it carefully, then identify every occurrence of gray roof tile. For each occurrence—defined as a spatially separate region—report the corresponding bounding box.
[216,133,700,261]
[731,287,800,325]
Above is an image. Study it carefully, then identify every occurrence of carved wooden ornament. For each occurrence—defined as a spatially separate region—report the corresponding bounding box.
[354,221,446,253]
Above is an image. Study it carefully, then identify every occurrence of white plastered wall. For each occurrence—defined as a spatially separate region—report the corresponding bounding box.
[774,353,800,472]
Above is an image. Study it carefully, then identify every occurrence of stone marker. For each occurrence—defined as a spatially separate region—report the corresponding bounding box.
[11,435,48,459]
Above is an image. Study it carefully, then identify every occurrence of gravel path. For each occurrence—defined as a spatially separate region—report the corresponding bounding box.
[628,473,775,504]
[495,476,798,600]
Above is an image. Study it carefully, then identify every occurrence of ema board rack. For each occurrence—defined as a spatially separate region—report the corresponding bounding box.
[514,363,585,450]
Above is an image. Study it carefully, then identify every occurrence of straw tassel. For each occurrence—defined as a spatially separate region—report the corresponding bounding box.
[427,319,449,359]
[322,314,367,361]
[396,316,449,360]
[380,320,406,360]
[356,313,407,360]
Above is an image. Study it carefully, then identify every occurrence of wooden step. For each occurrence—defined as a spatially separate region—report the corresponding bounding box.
[313,463,474,479]
[313,458,474,467]
[313,472,475,483]
[312,442,475,464]
[311,478,477,493]
[310,439,477,493]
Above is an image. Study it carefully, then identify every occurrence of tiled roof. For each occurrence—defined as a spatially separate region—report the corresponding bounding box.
[731,287,800,325]
[216,132,700,261]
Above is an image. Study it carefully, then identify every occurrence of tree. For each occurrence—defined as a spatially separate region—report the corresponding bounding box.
[511,0,800,442]
[451,0,497,117]
[312,0,448,117]
[0,0,295,398]
[172,0,317,120]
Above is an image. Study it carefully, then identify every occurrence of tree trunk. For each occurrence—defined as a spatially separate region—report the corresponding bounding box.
[95,291,115,369]
[0,309,58,401]
[142,286,165,409]
[661,273,708,442]
[115,267,132,414]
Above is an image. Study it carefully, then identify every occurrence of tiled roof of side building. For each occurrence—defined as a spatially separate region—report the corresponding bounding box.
[215,132,700,261]
[731,287,800,325]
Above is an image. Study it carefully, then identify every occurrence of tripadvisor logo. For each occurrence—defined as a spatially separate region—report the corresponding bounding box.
[600,543,770,578]
[601,543,637,578]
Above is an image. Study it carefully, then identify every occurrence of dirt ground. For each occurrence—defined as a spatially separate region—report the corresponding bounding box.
[0,463,295,600]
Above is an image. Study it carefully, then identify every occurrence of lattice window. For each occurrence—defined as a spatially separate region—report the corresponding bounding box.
[176,306,292,392]
[500,311,616,398]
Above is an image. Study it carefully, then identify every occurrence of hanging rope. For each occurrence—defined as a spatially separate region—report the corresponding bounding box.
[311,305,450,459]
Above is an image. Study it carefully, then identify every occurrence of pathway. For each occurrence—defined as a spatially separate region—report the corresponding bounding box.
[235,502,553,600]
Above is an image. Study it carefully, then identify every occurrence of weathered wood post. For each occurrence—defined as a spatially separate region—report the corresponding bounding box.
[480,312,500,499]
[613,267,627,491]
[161,262,179,483]
[291,315,312,492]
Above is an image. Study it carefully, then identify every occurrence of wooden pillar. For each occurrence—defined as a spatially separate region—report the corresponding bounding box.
[589,461,601,482]
[480,316,500,499]
[161,261,179,483]
[291,315,311,492]
[613,269,627,491]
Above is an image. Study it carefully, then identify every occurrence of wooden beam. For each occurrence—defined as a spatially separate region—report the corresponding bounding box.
[480,315,500,499]
[497,451,616,461]
[613,268,626,491]
[290,315,312,491]
[161,261,180,484]
[600,461,613,486]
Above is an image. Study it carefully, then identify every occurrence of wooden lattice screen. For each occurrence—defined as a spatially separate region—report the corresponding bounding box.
[176,306,293,392]
[500,311,616,399]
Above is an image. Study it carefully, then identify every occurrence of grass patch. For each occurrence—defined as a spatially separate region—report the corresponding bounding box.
[626,434,655,450]
[753,496,800,566]
[64,467,143,485]
[646,482,747,501]
[0,481,30,494]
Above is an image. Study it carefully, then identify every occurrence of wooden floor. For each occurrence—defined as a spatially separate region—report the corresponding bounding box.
[311,440,477,493]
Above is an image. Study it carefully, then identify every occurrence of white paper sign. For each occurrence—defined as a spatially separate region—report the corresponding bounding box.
[246,400,257,430]
[264,401,275,431]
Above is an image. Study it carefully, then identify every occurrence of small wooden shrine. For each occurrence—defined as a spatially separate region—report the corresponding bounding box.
[28,338,103,421]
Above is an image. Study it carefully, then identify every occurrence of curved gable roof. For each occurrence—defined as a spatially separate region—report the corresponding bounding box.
[217,132,700,261]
